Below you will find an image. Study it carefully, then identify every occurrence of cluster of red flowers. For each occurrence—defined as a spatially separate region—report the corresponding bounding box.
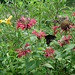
[52,24,75,35]
[15,12,75,58]
[15,43,55,59]
[43,47,55,59]
[32,30,46,39]
[16,16,36,30]
[15,43,31,57]
[58,35,72,47]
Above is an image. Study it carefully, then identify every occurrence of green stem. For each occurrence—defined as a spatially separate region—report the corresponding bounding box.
[39,1,41,30]
[13,1,18,19]
[27,29,29,37]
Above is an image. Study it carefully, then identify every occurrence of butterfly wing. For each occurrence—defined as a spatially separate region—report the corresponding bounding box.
[45,35,56,45]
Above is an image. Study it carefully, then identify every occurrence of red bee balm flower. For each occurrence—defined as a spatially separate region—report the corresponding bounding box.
[58,35,72,47]
[16,16,36,30]
[52,17,75,35]
[32,30,46,39]
[43,47,55,59]
[15,43,31,57]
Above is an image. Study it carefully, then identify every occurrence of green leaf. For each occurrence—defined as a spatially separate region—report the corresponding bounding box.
[26,60,36,72]
[65,56,71,59]
[38,47,45,50]
[42,63,54,69]
[65,44,75,51]
[30,36,37,42]
[6,72,13,75]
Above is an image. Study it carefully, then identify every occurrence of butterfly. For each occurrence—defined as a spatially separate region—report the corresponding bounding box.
[45,35,56,45]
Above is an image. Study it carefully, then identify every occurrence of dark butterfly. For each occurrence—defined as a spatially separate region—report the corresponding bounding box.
[45,35,56,45]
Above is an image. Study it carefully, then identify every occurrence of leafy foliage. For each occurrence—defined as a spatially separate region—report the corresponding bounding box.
[0,0,75,75]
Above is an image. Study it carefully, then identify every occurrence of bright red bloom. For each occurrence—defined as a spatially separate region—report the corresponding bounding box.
[58,35,72,47]
[15,43,31,57]
[52,16,75,35]
[32,30,38,35]
[52,24,75,35]
[62,35,72,40]
[32,30,46,39]
[16,16,36,30]
[71,11,75,16]
[72,48,75,51]
[43,47,55,59]
[31,18,36,24]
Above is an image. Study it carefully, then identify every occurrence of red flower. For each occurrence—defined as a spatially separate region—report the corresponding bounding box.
[31,18,36,24]
[16,16,36,30]
[32,30,46,39]
[52,23,75,35]
[15,43,31,57]
[58,35,72,47]
[71,11,75,16]
[43,47,55,59]
[72,48,75,51]
[52,16,75,35]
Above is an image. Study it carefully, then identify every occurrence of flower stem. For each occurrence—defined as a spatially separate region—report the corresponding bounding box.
[27,29,29,37]
[39,1,41,30]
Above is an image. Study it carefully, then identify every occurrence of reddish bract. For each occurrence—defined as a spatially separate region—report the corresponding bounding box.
[43,47,55,59]
[15,43,31,57]
[58,35,72,47]
[72,48,75,51]
[32,30,46,39]
[16,16,36,30]
[71,11,75,16]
